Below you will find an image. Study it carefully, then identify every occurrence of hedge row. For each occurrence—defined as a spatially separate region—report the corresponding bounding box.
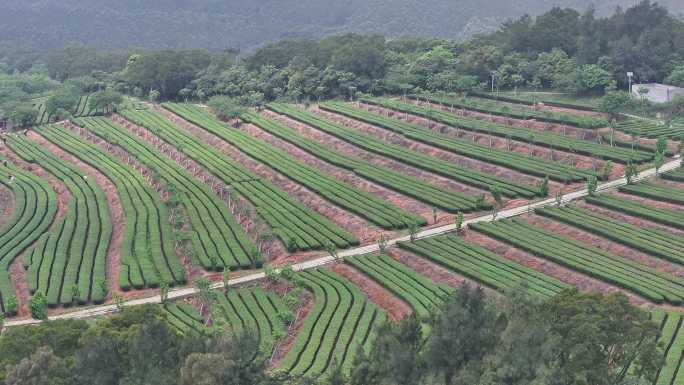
[8,135,111,306]
[32,93,102,126]
[653,312,684,385]
[216,287,287,358]
[281,269,385,376]
[0,155,57,314]
[162,103,424,229]
[615,119,684,140]
[38,124,185,290]
[398,234,568,299]
[663,168,684,182]
[32,99,52,125]
[321,101,596,183]
[585,194,684,230]
[124,107,358,250]
[241,110,483,212]
[74,94,101,117]
[469,218,684,304]
[163,302,204,334]
[412,93,608,129]
[363,97,653,164]
[598,132,676,156]
[346,254,452,320]
[469,91,599,112]
[536,205,684,266]
[269,102,540,198]
[76,117,257,271]
[619,182,684,206]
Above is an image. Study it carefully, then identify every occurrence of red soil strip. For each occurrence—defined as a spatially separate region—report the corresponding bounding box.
[152,110,291,258]
[8,257,30,318]
[330,262,411,321]
[459,228,648,305]
[241,111,438,222]
[269,289,314,370]
[536,103,606,118]
[0,184,13,228]
[0,145,71,317]
[259,277,296,297]
[357,102,625,181]
[410,98,597,140]
[613,191,683,212]
[262,110,490,226]
[26,131,127,299]
[262,108,488,200]
[599,128,681,154]
[523,213,684,278]
[311,105,545,192]
[59,121,200,300]
[111,113,291,264]
[654,178,684,193]
[386,248,479,290]
[154,107,395,249]
[578,201,684,238]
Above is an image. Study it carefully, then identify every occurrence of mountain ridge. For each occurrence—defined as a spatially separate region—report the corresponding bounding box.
[2,0,683,50]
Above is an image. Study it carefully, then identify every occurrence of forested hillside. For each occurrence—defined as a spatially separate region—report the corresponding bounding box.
[2,0,683,50]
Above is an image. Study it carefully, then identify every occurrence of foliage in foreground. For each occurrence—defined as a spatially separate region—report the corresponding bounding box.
[0,285,662,385]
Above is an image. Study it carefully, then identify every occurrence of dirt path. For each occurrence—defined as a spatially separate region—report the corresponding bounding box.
[330,262,411,321]
[26,131,126,299]
[356,102,624,181]
[0,184,13,228]
[523,214,684,278]
[459,229,649,305]
[154,107,394,248]
[268,290,314,370]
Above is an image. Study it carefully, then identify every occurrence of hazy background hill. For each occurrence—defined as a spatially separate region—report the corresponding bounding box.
[2,0,683,51]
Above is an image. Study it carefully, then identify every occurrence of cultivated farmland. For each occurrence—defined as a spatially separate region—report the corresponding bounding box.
[411,93,608,129]
[2,91,684,380]
[0,156,57,313]
[363,97,654,163]
[7,134,112,306]
[615,119,684,140]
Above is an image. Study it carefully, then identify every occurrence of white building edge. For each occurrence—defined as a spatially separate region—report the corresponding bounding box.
[632,83,684,103]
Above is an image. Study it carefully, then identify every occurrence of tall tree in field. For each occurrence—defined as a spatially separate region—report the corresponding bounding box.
[599,92,631,121]
[426,284,499,384]
[541,289,661,385]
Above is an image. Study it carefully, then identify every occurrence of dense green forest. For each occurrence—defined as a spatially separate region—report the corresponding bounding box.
[0,286,661,385]
[2,0,682,51]
[2,1,684,126]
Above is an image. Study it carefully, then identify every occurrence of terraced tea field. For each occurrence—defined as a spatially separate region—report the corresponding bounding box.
[2,94,684,376]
